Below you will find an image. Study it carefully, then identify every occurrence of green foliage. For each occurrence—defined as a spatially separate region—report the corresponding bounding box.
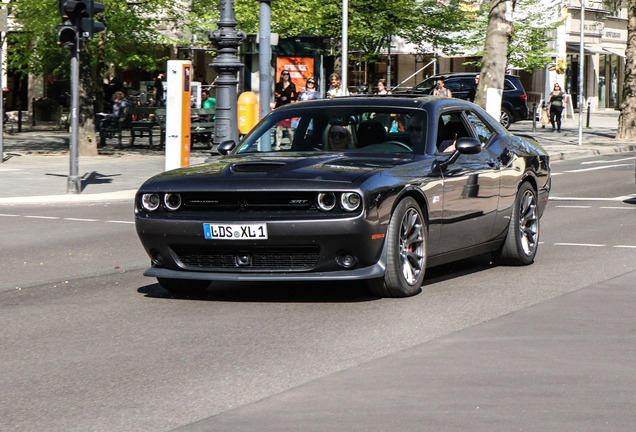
[459,0,563,72]
[8,0,177,77]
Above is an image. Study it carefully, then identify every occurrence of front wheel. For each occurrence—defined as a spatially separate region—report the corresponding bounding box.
[368,197,427,297]
[492,182,539,265]
[157,277,210,296]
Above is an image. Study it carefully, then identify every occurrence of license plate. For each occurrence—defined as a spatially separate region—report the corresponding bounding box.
[203,223,268,240]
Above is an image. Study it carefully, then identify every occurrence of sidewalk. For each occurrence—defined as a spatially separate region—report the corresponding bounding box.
[0,110,634,205]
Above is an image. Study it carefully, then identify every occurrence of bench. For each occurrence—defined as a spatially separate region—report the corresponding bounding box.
[99,106,159,149]
[190,108,216,149]
[154,108,216,149]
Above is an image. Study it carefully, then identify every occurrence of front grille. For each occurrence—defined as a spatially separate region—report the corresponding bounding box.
[172,246,320,270]
[182,192,315,212]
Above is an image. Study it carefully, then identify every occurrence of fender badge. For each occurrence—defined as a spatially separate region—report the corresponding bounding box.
[432,195,441,204]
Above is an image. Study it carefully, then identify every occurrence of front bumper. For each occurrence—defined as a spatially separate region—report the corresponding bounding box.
[136,213,388,279]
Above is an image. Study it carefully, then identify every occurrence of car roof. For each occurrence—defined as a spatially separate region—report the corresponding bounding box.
[275,95,475,111]
[424,72,521,80]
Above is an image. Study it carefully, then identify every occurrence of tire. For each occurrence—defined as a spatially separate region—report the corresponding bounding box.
[500,108,512,129]
[368,197,427,297]
[492,182,539,265]
[157,277,210,296]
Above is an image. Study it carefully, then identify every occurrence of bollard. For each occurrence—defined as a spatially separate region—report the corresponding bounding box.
[18,101,22,132]
[586,101,591,129]
[237,91,259,135]
[532,102,537,132]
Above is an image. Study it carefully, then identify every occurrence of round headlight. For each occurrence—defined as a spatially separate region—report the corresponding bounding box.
[340,192,361,211]
[164,193,182,211]
[317,192,336,211]
[141,193,160,212]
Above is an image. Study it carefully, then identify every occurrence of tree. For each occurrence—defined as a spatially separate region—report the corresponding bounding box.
[616,0,636,139]
[474,0,516,115]
[8,0,177,155]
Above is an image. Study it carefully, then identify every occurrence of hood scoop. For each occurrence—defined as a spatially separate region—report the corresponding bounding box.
[231,162,286,173]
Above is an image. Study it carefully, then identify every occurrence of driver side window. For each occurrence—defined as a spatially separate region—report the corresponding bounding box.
[436,112,471,153]
[465,111,494,146]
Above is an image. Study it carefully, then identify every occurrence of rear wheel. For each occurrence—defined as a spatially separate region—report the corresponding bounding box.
[368,197,427,297]
[492,182,539,265]
[500,108,512,129]
[157,277,210,296]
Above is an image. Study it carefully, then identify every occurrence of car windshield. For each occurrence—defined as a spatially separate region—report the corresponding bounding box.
[236,106,427,155]
[411,77,438,93]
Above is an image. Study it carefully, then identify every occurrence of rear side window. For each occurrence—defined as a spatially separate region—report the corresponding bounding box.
[504,79,516,91]
[465,111,494,145]
[444,79,462,93]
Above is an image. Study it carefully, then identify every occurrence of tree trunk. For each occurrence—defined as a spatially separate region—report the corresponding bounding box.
[616,0,636,140]
[78,40,98,156]
[474,0,515,120]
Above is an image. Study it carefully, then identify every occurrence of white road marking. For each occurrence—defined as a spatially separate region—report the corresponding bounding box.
[63,218,100,222]
[105,220,134,224]
[600,207,636,210]
[554,243,606,247]
[615,245,636,249]
[580,157,634,165]
[24,216,60,220]
[550,195,636,201]
[564,164,632,173]
[0,213,20,217]
[555,205,591,208]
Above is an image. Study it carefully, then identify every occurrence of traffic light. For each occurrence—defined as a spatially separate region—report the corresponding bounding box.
[59,0,85,26]
[79,0,105,39]
[58,0,105,40]
[57,24,78,47]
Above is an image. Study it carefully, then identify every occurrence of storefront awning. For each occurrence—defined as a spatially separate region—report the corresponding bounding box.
[604,47,626,58]
[566,42,612,55]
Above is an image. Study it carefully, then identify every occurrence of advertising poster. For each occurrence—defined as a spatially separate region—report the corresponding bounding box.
[276,57,315,92]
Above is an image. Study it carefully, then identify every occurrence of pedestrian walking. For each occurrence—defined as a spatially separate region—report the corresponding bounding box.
[299,77,320,101]
[153,71,165,107]
[433,79,452,98]
[467,75,479,102]
[274,70,297,149]
[547,83,564,133]
[375,79,392,95]
[327,73,349,98]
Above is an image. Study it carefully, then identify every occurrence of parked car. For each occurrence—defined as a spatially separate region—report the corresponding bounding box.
[407,73,529,129]
[135,95,550,298]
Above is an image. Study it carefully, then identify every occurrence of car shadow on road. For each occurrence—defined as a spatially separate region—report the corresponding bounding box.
[137,254,495,303]
[138,279,380,303]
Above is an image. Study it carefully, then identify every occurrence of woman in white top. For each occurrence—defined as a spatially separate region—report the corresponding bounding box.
[327,73,349,98]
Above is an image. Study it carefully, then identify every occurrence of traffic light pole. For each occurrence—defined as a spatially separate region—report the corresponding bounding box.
[68,37,81,194]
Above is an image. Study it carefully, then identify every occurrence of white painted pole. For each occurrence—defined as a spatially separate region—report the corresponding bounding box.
[342,0,348,95]
[578,0,585,145]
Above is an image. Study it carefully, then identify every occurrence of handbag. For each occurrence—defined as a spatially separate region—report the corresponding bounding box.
[541,108,550,126]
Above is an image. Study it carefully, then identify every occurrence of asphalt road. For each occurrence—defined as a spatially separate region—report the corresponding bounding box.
[1,152,635,431]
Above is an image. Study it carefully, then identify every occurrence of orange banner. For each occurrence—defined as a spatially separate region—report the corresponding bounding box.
[276,57,315,92]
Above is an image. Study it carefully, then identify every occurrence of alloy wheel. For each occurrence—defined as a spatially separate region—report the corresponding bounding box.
[518,190,538,256]
[398,208,426,285]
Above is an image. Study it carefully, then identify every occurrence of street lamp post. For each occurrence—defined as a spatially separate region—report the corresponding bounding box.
[209,0,246,148]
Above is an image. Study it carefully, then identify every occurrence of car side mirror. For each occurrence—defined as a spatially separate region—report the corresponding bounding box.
[217,140,236,155]
[456,137,482,155]
[432,137,483,174]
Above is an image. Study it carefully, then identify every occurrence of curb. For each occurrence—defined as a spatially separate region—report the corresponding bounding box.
[0,189,137,205]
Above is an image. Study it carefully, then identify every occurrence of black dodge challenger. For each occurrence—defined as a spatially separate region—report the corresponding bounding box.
[135,96,550,297]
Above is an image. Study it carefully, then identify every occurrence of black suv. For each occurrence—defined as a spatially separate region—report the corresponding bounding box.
[407,73,529,129]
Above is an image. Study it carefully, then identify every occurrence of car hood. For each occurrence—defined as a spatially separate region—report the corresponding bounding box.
[139,152,415,191]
